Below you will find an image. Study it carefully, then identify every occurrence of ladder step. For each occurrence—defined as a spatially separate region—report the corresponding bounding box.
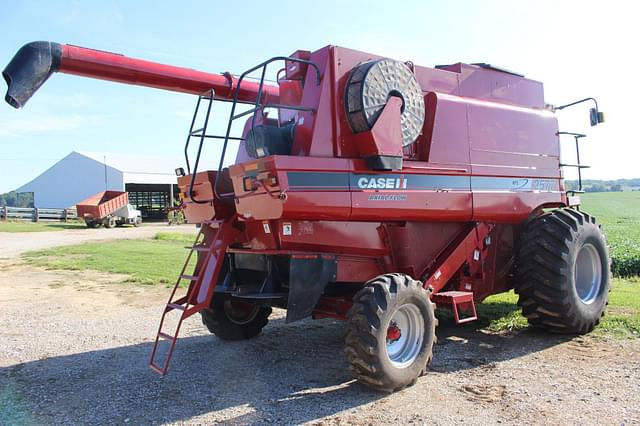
[167,303,186,311]
[149,363,165,375]
[434,290,474,301]
[180,274,199,281]
[456,315,478,324]
[158,332,175,340]
[189,245,209,252]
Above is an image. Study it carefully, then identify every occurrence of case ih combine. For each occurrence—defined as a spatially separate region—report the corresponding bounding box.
[4,41,608,392]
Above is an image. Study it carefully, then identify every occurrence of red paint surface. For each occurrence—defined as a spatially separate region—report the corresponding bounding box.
[60,45,279,103]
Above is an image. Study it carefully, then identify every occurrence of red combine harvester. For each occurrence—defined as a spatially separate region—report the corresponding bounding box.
[4,41,608,391]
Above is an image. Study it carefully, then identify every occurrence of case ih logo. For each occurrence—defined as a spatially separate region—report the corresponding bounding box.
[357,177,408,189]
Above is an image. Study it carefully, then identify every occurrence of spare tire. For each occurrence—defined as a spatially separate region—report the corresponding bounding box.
[345,59,425,147]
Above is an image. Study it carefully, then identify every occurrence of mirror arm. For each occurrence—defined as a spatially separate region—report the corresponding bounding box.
[555,97,598,111]
[554,97,604,126]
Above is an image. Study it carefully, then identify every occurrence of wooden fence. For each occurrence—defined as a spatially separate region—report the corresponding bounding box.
[0,206,78,222]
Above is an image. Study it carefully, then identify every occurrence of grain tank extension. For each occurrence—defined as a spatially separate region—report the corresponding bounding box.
[4,41,609,392]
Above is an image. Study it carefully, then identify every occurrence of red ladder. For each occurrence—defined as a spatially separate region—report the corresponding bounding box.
[149,220,236,375]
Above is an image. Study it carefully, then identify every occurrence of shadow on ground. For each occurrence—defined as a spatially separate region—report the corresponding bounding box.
[0,310,573,425]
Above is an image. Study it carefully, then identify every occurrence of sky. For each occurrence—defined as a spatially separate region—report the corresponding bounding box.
[0,0,638,193]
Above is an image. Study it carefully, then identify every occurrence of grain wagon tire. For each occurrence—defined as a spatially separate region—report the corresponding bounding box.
[514,208,610,334]
[85,220,100,228]
[344,273,437,392]
[200,298,271,341]
[103,216,116,229]
[133,216,142,227]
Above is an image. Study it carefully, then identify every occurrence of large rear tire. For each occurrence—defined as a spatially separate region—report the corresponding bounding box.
[514,208,610,334]
[344,273,437,392]
[200,298,271,341]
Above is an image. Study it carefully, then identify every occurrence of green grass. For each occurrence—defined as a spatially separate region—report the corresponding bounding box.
[153,231,197,244]
[0,221,86,232]
[476,277,640,337]
[581,192,640,277]
[23,232,196,285]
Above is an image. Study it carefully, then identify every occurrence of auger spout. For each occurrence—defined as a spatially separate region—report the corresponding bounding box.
[3,41,279,108]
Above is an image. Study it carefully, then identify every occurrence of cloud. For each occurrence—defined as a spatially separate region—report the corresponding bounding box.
[0,114,105,137]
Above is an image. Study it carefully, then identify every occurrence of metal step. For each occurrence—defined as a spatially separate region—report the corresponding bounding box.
[433,291,477,324]
[179,274,199,281]
[158,332,175,340]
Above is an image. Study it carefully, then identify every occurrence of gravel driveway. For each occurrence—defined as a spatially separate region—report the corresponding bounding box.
[0,224,196,259]
[1,262,638,425]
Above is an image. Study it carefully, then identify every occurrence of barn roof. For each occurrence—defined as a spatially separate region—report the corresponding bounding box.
[76,151,179,177]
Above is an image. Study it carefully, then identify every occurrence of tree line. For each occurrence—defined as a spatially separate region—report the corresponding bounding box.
[0,191,34,208]
[565,178,640,193]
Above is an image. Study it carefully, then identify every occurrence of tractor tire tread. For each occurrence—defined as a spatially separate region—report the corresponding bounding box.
[344,273,436,392]
[514,208,610,334]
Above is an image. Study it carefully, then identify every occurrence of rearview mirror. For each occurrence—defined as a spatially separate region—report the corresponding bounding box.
[590,108,605,126]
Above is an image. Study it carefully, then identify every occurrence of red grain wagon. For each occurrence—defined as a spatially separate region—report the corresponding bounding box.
[75,190,140,228]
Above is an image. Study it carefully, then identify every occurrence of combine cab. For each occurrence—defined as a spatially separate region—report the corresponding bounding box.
[3,41,608,392]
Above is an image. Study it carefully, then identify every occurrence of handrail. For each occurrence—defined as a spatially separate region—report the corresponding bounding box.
[212,55,322,201]
[187,90,215,204]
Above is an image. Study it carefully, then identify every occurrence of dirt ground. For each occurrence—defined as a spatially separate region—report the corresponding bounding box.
[0,223,196,259]
[0,259,638,425]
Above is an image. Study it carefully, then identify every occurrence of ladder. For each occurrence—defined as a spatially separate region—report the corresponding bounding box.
[182,57,321,203]
[558,131,590,194]
[149,220,236,375]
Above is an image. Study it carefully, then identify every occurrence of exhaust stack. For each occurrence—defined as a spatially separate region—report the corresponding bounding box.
[3,41,279,108]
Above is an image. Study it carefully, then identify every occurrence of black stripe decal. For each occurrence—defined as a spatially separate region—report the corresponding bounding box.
[287,171,349,191]
[285,172,557,192]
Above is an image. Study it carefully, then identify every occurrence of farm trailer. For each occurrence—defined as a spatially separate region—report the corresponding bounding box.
[3,41,608,391]
[76,190,142,228]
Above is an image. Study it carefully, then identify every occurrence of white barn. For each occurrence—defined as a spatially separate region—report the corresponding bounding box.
[17,151,180,218]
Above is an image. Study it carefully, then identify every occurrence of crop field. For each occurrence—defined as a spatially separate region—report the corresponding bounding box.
[579,191,640,277]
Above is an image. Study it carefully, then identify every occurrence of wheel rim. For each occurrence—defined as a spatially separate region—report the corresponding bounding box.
[385,304,424,368]
[575,243,603,304]
[224,300,259,325]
